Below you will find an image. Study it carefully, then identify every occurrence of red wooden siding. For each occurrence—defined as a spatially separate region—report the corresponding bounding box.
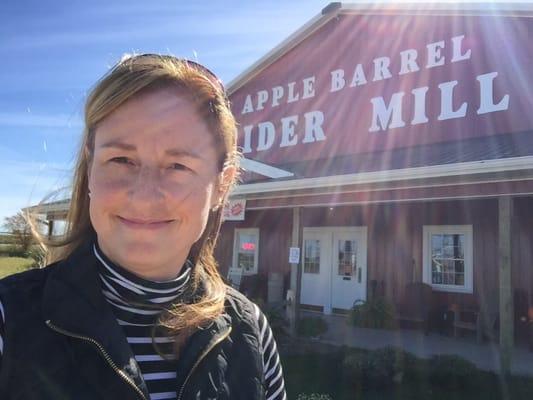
[216,197,533,326]
[300,200,498,310]
[215,208,293,279]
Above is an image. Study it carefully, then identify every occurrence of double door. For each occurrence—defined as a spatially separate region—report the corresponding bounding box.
[301,227,367,314]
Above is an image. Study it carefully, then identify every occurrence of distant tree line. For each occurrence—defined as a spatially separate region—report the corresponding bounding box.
[2,211,33,251]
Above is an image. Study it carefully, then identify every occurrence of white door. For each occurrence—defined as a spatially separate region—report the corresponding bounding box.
[301,227,367,314]
[300,230,331,311]
[331,228,367,311]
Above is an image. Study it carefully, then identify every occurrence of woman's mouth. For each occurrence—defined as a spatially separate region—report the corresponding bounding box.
[117,216,174,230]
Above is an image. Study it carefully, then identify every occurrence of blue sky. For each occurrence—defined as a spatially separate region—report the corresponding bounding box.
[0,0,332,224]
[0,0,528,224]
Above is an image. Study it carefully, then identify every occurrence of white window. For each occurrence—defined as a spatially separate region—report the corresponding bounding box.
[422,225,473,294]
[233,228,259,275]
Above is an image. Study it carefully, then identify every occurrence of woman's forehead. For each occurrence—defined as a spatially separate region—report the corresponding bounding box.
[94,88,215,151]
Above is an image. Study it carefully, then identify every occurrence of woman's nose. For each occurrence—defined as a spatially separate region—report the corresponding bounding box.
[127,166,165,201]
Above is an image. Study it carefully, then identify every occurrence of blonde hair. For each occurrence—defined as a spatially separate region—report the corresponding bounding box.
[36,54,239,351]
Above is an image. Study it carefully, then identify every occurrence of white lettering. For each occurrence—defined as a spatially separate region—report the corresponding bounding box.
[373,57,392,81]
[426,40,445,68]
[241,125,253,153]
[279,115,299,147]
[477,72,509,114]
[302,111,326,143]
[349,64,367,87]
[438,80,467,120]
[257,122,275,151]
[241,95,253,114]
[330,69,345,92]
[287,82,300,103]
[256,90,269,111]
[451,35,471,63]
[399,49,420,75]
[411,86,429,125]
[302,76,315,99]
[369,93,406,132]
[272,86,284,107]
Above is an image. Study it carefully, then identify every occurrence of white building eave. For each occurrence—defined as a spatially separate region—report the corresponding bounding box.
[240,157,294,178]
[231,156,533,197]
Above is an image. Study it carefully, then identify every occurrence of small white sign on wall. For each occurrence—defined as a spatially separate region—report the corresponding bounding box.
[289,247,300,264]
[223,199,246,221]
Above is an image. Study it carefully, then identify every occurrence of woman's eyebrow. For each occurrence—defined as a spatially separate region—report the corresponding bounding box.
[99,140,203,159]
[165,148,203,160]
[99,140,136,151]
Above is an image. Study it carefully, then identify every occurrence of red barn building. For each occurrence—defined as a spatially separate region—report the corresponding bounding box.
[215,2,533,356]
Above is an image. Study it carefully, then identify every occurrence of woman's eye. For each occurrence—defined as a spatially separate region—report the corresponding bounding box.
[170,163,189,171]
[110,157,134,165]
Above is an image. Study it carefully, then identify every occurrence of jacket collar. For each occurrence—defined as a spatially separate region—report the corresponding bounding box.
[42,240,123,345]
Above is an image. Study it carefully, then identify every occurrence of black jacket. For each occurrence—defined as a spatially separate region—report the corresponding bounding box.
[0,242,266,399]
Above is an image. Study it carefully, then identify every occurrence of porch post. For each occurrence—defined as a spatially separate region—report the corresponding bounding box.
[498,196,513,375]
[289,207,301,336]
[47,219,54,240]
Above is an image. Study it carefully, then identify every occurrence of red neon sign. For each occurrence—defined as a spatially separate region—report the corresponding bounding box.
[241,242,256,251]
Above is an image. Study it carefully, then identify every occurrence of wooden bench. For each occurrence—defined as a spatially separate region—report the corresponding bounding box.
[452,307,482,342]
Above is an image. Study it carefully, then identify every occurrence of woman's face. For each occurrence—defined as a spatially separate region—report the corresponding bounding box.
[87,88,225,280]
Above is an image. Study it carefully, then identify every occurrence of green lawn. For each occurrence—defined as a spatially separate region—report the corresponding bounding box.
[0,257,36,279]
[281,350,533,400]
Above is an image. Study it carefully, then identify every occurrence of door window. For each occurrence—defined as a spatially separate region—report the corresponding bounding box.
[304,239,321,274]
[337,239,357,276]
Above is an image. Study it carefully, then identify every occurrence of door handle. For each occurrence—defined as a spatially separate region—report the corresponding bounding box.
[357,267,362,283]
[343,277,351,281]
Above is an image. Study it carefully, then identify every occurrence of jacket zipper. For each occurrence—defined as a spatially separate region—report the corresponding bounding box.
[176,326,232,400]
[45,320,148,400]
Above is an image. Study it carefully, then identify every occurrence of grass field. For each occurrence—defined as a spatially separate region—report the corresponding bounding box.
[0,257,36,279]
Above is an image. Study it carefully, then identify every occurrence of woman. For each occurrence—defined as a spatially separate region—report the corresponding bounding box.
[0,54,286,400]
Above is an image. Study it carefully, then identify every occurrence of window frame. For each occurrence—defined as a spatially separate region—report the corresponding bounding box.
[232,228,260,276]
[422,225,474,294]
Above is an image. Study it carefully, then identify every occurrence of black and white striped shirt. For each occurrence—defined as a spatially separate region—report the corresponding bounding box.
[0,245,286,400]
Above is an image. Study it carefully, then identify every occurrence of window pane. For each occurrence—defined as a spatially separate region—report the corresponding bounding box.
[337,240,356,276]
[431,235,443,257]
[429,231,467,288]
[237,253,254,271]
[432,270,442,284]
[443,235,454,247]
[455,260,464,273]
[238,233,257,252]
[304,239,320,274]
[443,245,455,258]
[443,259,455,274]
[431,258,442,273]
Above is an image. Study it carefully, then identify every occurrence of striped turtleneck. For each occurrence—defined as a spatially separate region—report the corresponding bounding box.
[93,243,287,400]
[94,242,191,399]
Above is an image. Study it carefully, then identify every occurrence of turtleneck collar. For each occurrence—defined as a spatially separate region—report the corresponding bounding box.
[92,241,193,314]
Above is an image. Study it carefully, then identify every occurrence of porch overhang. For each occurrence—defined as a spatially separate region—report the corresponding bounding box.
[22,199,70,221]
[230,156,533,209]
[240,157,294,179]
